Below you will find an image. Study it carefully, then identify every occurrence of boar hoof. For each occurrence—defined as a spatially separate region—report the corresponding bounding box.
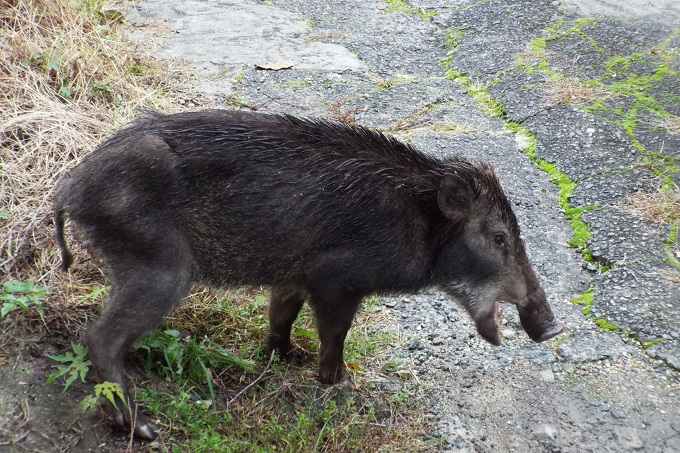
[266,337,308,365]
[318,365,348,385]
[113,407,157,440]
[281,347,309,365]
[534,322,564,343]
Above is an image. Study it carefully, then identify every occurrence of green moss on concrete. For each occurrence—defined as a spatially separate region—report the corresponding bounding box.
[442,21,635,334]
[442,27,465,70]
[664,224,680,267]
[570,285,620,331]
[571,286,593,310]
[642,338,665,349]
[466,82,505,117]
[383,0,436,19]
[594,318,620,331]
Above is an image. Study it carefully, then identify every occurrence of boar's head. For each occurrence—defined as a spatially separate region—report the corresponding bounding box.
[433,163,564,345]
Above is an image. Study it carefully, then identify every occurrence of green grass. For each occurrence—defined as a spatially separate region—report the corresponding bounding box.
[45,290,430,451]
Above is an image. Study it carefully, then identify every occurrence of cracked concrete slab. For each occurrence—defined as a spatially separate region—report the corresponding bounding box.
[526,105,642,179]
[129,0,365,71]
[593,260,680,365]
[583,207,671,264]
[563,0,680,25]
[570,168,661,208]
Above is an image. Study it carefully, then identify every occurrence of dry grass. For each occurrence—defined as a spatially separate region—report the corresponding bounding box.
[429,123,479,136]
[305,32,346,42]
[659,114,680,134]
[0,0,202,284]
[627,185,680,225]
[545,77,611,106]
[514,48,549,72]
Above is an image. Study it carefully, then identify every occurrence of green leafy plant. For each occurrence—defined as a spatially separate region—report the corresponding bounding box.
[46,342,92,392]
[81,381,126,412]
[0,280,48,318]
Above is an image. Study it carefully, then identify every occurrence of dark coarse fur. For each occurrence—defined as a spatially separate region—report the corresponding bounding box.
[56,110,516,292]
[53,109,561,439]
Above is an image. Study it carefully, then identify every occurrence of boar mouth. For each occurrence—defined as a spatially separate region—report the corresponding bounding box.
[476,299,502,346]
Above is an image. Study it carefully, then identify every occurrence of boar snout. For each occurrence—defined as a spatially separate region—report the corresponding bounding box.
[517,287,564,343]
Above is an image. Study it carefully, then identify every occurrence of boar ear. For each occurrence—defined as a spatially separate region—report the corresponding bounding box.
[437,174,473,222]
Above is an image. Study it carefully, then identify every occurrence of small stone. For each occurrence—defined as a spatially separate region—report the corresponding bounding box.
[540,369,555,382]
[501,328,515,338]
[408,339,420,350]
[461,380,473,388]
[535,424,558,440]
[614,427,644,450]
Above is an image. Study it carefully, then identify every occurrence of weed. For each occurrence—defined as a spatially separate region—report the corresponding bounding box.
[372,74,414,91]
[81,381,126,412]
[566,373,581,383]
[0,280,48,318]
[545,77,611,106]
[46,342,92,392]
[118,289,429,451]
[430,123,479,135]
[627,185,680,267]
[466,81,505,116]
[387,99,453,132]
[224,93,249,108]
[1,0,194,279]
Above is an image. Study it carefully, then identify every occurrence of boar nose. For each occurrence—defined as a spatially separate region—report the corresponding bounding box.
[516,287,565,343]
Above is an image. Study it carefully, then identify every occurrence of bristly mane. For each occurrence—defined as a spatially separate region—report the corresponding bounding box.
[125,110,518,230]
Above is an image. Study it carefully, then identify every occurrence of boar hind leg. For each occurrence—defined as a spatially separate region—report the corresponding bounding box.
[309,290,362,385]
[85,237,192,440]
[266,286,307,363]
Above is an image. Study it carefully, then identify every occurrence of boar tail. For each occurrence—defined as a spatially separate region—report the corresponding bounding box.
[54,207,73,271]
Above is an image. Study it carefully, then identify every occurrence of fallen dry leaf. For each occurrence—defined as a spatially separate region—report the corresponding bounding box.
[255,60,295,70]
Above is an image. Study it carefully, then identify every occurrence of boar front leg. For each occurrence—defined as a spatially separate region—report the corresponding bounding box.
[309,288,362,385]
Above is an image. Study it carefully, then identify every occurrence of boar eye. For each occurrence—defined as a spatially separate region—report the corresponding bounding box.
[493,233,506,247]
